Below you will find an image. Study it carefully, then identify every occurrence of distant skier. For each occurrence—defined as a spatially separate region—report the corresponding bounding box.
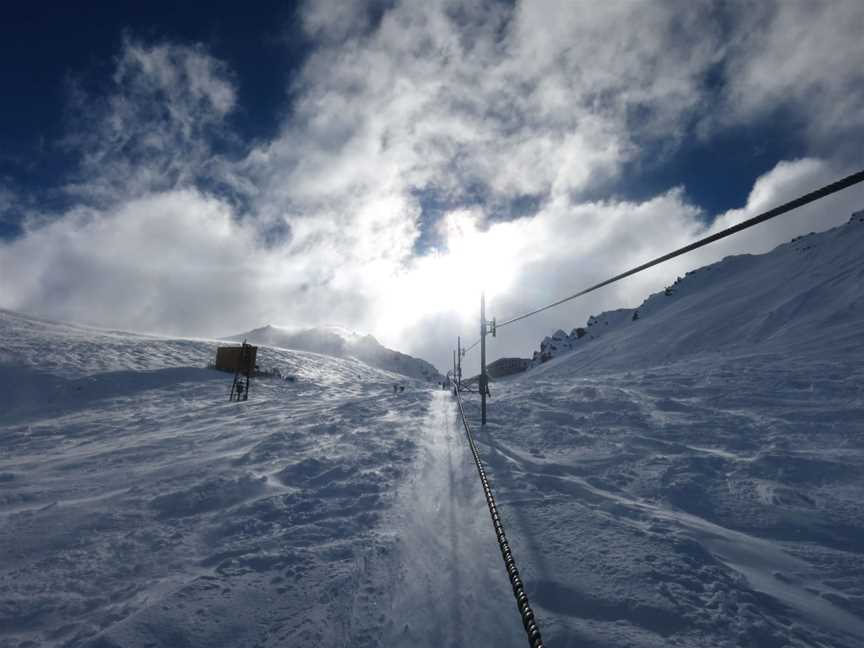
[399,385,405,393]
[393,384,398,394]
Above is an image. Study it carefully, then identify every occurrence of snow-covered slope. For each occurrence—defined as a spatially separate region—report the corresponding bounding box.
[527,209,864,372]
[0,310,444,647]
[230,324,443,383]
[3,209,864,648]
[456,208,864,646]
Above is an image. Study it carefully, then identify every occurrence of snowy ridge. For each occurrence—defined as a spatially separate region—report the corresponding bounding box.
[230,324,444,383]
[527,209,864,371]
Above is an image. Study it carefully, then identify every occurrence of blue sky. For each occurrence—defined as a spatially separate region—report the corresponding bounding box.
[1,1,863,371]
[0,1,305,233]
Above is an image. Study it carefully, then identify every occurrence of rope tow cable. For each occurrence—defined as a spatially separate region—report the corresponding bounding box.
[463,337,481,354]
[454,388,544,648]
[496,168,864,329]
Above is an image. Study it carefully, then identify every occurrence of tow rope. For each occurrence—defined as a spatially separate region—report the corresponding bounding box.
[454,388,544,648]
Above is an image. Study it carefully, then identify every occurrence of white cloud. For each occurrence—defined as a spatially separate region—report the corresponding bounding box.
[252,0,723,224]
[2,191,256,335]
[378,188,708,371]
[705,159,864,258]
[63,38,239,204]
[301,0,383,43]
[0,188,388,337]
[2,2,863,373]
[390,157,864,373]
[721,0,864,154]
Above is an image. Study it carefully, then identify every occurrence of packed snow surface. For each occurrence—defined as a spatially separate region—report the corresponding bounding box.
[2,210,864,647]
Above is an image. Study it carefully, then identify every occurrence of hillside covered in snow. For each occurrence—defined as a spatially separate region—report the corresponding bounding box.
[230,324,443,384]
[2,208,864,648]
[0,310,463,647]
[527,209,864,372]
[466,208,864,646]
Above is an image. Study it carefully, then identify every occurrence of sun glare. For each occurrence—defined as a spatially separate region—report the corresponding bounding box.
[374,209,519,342]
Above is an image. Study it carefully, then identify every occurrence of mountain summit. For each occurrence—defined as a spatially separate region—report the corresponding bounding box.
[230,325,443,383]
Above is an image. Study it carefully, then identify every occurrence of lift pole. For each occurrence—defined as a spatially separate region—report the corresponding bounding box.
[457,336,462,391]
[480,292,487,425]
[453,349,457,393]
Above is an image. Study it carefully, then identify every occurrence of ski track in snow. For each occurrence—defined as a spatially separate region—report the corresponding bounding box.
[0,312,534,648]
[375,391,524,647]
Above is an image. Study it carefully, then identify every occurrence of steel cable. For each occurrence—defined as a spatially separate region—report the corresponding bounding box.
[463,338,481,354]
[454,388,544,648]
[445,169,864,647]
[497,168,864,329]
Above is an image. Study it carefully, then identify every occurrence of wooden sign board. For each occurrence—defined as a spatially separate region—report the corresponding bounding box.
[215,345,258,373]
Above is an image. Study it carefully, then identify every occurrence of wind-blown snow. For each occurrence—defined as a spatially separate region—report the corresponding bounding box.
[230,324,444,384]
[469,209,864,646]
[2,209,864,647]
[0,311,437,646]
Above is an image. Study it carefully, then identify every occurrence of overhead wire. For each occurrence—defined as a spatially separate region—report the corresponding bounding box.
[495,168,864,330]
[446,168,864,648]
[462,338,481,354]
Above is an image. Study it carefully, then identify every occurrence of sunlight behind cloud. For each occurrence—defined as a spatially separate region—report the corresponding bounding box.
[1,1,863,373]
[394,209,519,318]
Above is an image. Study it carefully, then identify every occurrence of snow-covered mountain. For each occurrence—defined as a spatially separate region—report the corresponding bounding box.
[528,209,864,371]
[470,208,864,647]
[3,208,864,648]
[0,308,444,647]
[229,324,443,383]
